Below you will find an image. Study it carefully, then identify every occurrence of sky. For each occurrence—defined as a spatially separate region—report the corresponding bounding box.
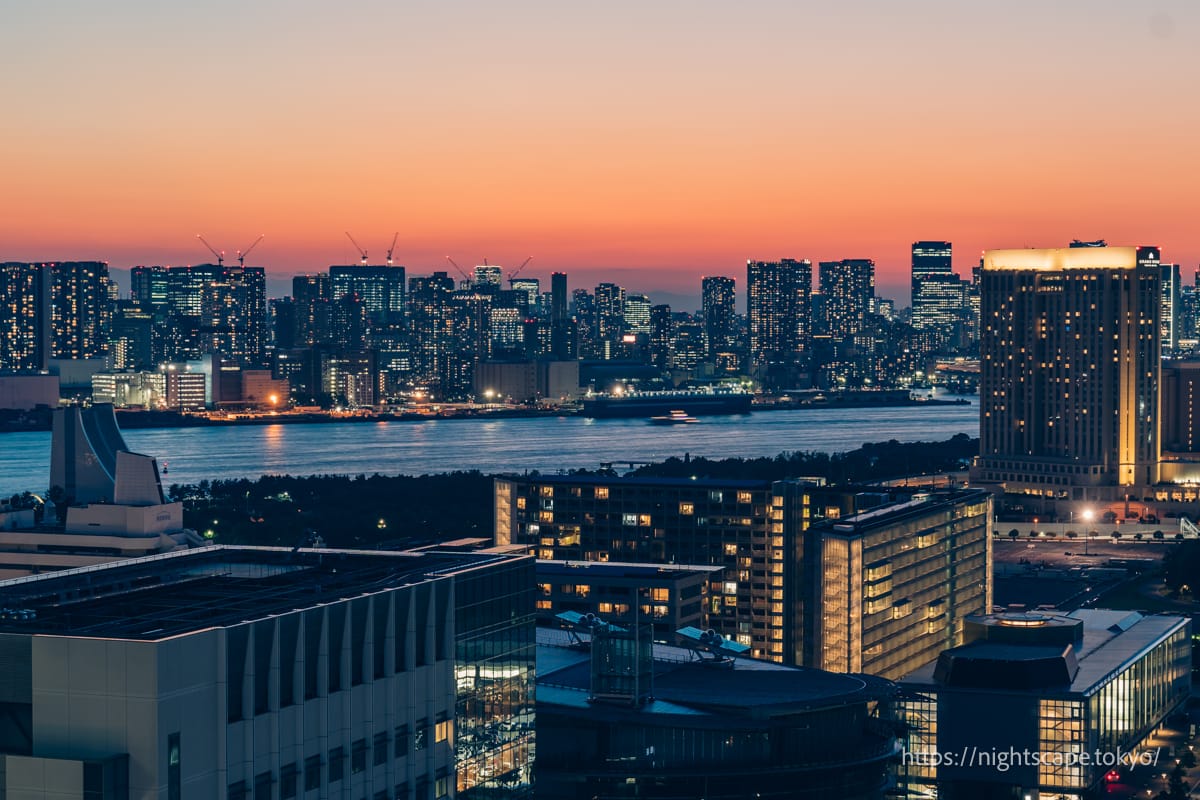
[2,0,1197,305]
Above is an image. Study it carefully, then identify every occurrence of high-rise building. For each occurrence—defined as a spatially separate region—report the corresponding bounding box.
[1161,261,1181,354]
[408,273,457,397]
[818,259,874,340]
[110,299,154,369]
[0,262,50,371]
[549,272,573,360]
[971,246,1162,495]
[0,545,535,799]
[330,265,406,325]
[649,303,673,370]
[48,261,112,360]
[157,265,267,366]
[910,241,962,334]
[495,475,991,675]
[472,265,503,291]
[509,278,540,311]
[292,274,332,347]
[747,259,812,385]
[701,276,737,357]
[594,283,626,347]
[623,293,651,335]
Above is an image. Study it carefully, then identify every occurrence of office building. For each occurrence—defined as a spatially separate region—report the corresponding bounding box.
[110,300,155,369]
[623,293,651,336]
[495,476,991,675]
[91,370,166,409]
[594,283,626,351]
[1161,261,1181,353]
[548,272,573,360]
[701,275,737,358]
[472,265,503,291]
[0,545,534,799]
[747,258,812,385]
[158,265,268,366]
[408,273,457,398]
[971,246,1162,498]
[0,262,50,371]
[330,265,406,326]
[818,258,875,340]
[898,609,1190,800]
[536,626,898,800]
[648,304,673,371]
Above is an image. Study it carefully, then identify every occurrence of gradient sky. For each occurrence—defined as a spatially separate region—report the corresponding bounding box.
[2,0,1197,304]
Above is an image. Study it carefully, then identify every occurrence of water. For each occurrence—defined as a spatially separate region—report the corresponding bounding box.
[0,398,979,496]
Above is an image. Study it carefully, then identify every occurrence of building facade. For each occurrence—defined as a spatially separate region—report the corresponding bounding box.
[495,475,992,676]
[0,546,534,800]
[972,246,1162,498]
[747,258,812,385]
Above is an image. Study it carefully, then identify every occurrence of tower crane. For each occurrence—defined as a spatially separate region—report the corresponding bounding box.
[237,234,265,267]
[196,235,225,267]
[386,232,399,266]
[507,257,534,284]
[345,232,369,266]
[444,256,473,283]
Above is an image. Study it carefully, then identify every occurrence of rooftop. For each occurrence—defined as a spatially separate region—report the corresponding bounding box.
[0,545,528,641]
[983,246,1143,272]
[536,627,892,718]
[537,560,723,579]
[903,608,1188,694]
[503,475,775,489]
[827,488,988,535]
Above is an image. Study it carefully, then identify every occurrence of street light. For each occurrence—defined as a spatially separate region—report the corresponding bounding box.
[1082,508,1095,556]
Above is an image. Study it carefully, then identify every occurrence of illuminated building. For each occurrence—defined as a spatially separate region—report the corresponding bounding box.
[594,282,626,354]
[47,261,113,361]
[330,265,406,326]
[0,262,50,371]
[702,275,737,358]
[648,303,673,370]
[623,293,651,335]
[971,246,1162,497]
[157,264,268,366]
[291,273,332,347]
[495,476,991,676]
[534,560,721,636]
[0,545,534,800]
[165,369,207,411]
[747,258,812,385]
[897,609,1191,800]
[549,272,573,360]
[818,258,875,340]
[536,626,898,800]
[1161,261,1181,353]
[110,299,154,369]
[472,264,503,291]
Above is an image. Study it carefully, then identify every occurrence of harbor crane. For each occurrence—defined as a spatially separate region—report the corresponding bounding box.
[236,234,265,267]
[345,232,369,266]
[196,234,225,267]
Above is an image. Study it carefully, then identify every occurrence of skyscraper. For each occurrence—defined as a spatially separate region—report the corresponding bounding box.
[49,261,112,360]
[594,283,626,357]
[623,293,651,335]
[649,303,674,370]
[818,259,874,340]
[747,259,812,384]
[329,265,406,325]
[972,246,1162,494]
[910,241,962,332]
[0,262,49,371]
[1160,261,1181,354]
[549,272,573,359]
[701,276,737,357]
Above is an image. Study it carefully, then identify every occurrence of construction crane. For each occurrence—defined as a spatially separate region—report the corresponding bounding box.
[385,232,399,266]
[507,257,534,283]
[444,256,473,283]
[196,235,225,267]
[345,232,369,266]
[237,234,265,267]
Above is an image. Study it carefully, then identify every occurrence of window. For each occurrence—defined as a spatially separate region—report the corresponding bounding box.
[414,720,428,752]
[679,502,694,515]
[435,776,450,798]
[254,771,273,800]
[650,587,670,602]
[280,763,298,799]
[329,747,345,783]
[228,780,248,800]
[435,718,452,744]
[394,725,409,759]
[352,738,367,774]
[374,733,389,766]
[304,755,321,791]
[167,732,181,800]
[622,513,638,526]
[737,491,753,504]
[394,782,409,799]
[594,486,608,499]
[539,485,554,498]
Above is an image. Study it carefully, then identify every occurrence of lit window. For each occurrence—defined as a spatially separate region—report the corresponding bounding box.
[679,502,694,515]
[595,486,609,500]
[737,491,753,504]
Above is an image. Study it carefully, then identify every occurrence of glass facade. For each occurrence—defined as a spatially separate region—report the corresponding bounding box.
[454,557,536,799]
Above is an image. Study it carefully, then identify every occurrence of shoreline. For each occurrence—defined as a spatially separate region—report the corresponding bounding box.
[0,396,972,434]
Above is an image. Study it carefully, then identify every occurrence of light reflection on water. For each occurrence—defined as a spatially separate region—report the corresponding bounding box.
[0,398,977,495]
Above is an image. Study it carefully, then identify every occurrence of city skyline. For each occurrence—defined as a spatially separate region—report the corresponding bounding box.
[4,1,1198,298]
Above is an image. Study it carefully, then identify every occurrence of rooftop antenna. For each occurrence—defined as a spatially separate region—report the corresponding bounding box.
[236,234,265,267]
[344,232,369,266]
[196,234,224,267]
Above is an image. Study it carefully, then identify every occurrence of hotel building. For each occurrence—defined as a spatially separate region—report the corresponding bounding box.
[971,246,1162,499]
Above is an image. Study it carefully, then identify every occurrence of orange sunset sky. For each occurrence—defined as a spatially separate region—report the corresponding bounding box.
[2,1,1197,303]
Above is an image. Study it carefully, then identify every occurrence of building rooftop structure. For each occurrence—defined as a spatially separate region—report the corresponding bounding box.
[0,544,516,642]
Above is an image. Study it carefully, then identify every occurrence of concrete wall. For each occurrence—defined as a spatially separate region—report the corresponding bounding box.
[64,502,184,536]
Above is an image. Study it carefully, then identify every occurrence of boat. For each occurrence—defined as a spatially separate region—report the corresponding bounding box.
[649,410,698,425]
[583,389,752,419]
